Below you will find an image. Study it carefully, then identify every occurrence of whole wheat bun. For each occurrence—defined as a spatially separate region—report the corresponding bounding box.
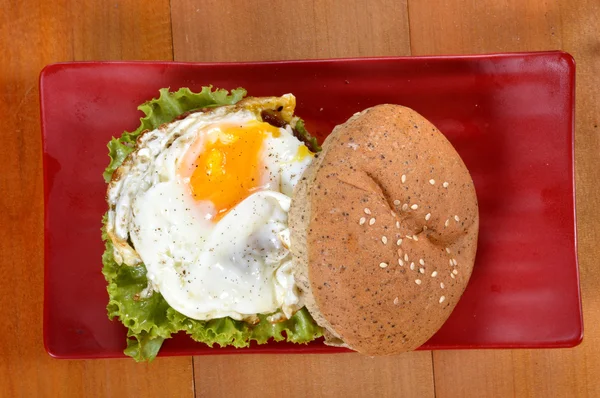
[289,105,479,356]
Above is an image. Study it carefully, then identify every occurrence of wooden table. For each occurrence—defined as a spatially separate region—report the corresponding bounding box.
[2,1,598,397]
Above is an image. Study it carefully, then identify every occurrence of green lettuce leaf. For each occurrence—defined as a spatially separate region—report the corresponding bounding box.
[102,87,323,361]
[294,118,321,153]
[102,234,321,361]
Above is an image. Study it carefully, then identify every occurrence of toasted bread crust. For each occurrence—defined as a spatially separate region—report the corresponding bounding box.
[290,105,479,355]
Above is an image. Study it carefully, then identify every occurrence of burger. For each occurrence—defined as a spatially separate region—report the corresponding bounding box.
[102,87,478,361]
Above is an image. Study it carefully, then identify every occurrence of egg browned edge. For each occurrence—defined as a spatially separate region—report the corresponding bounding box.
[289,105,479,356]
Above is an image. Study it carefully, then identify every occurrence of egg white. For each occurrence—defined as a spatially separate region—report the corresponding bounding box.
[106,99,313,321]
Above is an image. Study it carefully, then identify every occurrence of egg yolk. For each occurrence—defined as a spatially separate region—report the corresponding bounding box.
[188,121,281,219]
[294,144,312,161]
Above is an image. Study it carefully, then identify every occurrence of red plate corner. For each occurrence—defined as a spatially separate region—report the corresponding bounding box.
[41,52,581,359]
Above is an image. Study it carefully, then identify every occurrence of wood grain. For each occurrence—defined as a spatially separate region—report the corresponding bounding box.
[408,0,600,397]
[194,352,435,398]
[0,1,193,397]
[171,0,410,61]
[408,0,563,55]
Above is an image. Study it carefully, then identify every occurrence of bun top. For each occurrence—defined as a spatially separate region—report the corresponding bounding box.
[291,104,479,355]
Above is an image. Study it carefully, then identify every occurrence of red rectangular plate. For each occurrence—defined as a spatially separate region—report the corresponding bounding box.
[41,52,581,359]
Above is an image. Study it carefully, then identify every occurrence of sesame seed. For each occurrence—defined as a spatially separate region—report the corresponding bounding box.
[359,217,366,225]
[406,235,413,240]
[393,199,401,206]
[413,235,419,241]
[419,268,425,274]
[396,221,400,228]
[429,179,435,185]
[423,225,428,231]
[439,296,446,303]
[454,215,460,222]
[396,239,402,246]
[364,208,371,215]
[449,259,453,266]
[411,204,419,210]
[453,269,459,275]
[415,279,422,285]
[425,213,431,221]
[443,182,449,188]
[445,219,450,227]
[410,262,415,270]
[440,282,445,289]
[419,258,425,266]
[397,248,403,256]
[450,273,456,279]
[393,297,399,305]
[369,218,376,225]
[401,174,407,183]
[452,258,458,266]
[379,262,388,268]
[398,258,404,266]
[431,271,438,277]
[445,247,451,253]
[402,203,409,211]
[404,253,409,262]
[382,236,388,244]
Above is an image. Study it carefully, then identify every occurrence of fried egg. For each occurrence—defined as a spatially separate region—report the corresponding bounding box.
[106,95,313,321]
